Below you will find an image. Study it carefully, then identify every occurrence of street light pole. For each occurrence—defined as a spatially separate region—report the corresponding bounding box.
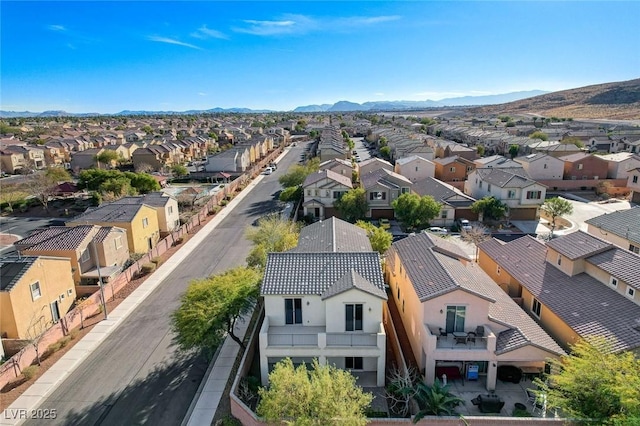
[91,237,108,320]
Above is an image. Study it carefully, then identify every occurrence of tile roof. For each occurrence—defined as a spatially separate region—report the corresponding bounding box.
[17,225,98,251]
[14,227,70,248]
[411,177,475,206]
[69,202,147,223]
[261,252,384,296]
[0,256,37,291]
[360,167,412,189]
[321,269,387,300]
[479,236,640,352]
[475,168,535,188]
[586,248,640,291]
[546,230,613,260]
[585,208,640,246]
[292,217,372,253]
[391,234,563,355]
[302,170,353,188]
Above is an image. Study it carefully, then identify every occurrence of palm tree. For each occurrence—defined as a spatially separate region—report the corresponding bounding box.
[413,379,464,422]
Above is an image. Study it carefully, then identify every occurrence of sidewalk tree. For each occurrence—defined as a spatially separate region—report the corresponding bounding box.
[460,225,490,262]
[245,216,300,269]
[172,266,262,357]
[535,337,640,424]
[541,197,573,237]
[333,188,368,222]
[278,159,319,188]
[356,220,392,255]
[76,297,94,329]
[392,193,441,231]
[24,309,51,366]
[471,196,507,222]
[257,358,372,426]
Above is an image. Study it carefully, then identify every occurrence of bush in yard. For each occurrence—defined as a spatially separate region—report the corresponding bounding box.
[173,237,184,246]
[141,263,156,275]
[151,257,162,266]
[22,365,39,380]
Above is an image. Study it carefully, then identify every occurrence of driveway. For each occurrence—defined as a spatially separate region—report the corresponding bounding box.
[556,196,631,234]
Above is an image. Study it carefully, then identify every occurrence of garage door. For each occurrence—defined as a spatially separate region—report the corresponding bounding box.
[509,208,537,220]
[371,209,395,219]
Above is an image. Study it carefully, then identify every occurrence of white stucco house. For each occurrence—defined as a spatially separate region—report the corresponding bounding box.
[394,155,435,182]
[259,218,387,386]
[514,153,565,181]
[302,170,353,220]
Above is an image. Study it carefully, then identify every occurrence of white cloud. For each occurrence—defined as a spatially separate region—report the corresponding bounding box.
[147,36,202,50]
[198,92,207,96]
[47,24,66,32]
[191,25,228,40]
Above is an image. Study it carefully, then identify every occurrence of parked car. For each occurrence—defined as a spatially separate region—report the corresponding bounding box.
[262,167,273,175]
[458,219,472,231]
[379,218,390,229]
[427,227,448,235]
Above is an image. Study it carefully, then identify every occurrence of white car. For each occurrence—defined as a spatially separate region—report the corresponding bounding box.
[262,167,273,175]
[427,227,448,235]
[458,219,472,231]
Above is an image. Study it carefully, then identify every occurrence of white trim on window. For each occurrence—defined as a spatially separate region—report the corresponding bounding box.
[532,298,542,318]
[80,249,90,263]
[627,287,636,299]
[30,281,42,301]
[610,277,618,288]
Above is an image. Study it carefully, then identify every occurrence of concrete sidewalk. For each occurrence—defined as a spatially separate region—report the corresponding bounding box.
[0,173,267,426]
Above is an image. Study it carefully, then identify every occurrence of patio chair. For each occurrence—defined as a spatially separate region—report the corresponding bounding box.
[475,325,485,338]
[466,331,477,345]
[439,327,447,337]
[525,388,537,405]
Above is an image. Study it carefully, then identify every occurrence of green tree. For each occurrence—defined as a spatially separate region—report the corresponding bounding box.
[124,171,161,193]
[535,337,640,424]
[508,144,520,159]
[279,186,302,202]
[95,150,119,169]
[476,144,485,157]
[379,146,391,160]
[355,220,392,255]
[171,267,261,357]
[541,197,573,237]
[245,216,299,269]
[562,136,585,148]
[529,131,549,141]
[413,380,464,421]
[392,193,441,231]
[99,176,134,198]
[141,125,153,134]
[23,167,72,211]
[171,164,188,177]
[279,159,319,188]
[471,196,507,222]
[333,188,368,223]
[257,358,372,426]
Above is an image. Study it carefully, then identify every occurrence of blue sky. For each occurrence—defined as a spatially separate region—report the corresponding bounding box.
[2,1,639,113]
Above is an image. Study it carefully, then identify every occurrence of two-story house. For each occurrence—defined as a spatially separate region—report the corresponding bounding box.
[0,255,76,340]
[595,152,640,179]
[585,207,640,254]
[358,158,393,176]
[360,168,412,219]
[386,233,564,390]
[302,170,353,220]
[433,156,475,189]
[514,153,564,181]
[478,232,640,355]
[412,177,477,226]
[14,225,129,286]
[108,192,180,236]
[259,218,387,386]
[67,202,160,254]
[558,152,609,181]
[394,155,435,182]
[465,168,547,220]
[628,167,640,203]
[319,158,354,179]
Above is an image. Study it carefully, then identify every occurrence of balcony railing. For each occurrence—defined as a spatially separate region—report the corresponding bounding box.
[268,333,318,347]
[326,333,378,347]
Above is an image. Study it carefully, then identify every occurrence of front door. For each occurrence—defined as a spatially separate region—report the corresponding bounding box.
[50,301,61,323]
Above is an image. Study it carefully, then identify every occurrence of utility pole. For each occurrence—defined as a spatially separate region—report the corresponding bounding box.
[91,235,108,320]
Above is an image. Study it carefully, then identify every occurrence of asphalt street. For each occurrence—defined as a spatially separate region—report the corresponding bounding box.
[0,217,55,255]
[24,144,305,426]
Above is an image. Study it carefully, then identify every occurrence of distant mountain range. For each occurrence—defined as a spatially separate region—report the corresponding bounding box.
[0,90,548,118]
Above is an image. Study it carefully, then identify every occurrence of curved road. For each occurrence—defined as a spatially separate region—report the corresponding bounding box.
[25,144,304,425]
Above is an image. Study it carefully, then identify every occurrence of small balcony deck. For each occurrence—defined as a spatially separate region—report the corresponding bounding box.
[266,325,379,347]
[435,334,489,350]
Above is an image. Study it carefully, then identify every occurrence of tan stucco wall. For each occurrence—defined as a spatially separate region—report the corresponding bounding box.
[586,224,632,250]
[0,257,75,339]
[324,288,384,334]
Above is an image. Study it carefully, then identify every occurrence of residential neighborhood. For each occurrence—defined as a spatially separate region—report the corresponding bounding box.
[1,110,640,424]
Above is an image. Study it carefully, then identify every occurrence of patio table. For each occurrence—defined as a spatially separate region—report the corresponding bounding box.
[453,331,467,344]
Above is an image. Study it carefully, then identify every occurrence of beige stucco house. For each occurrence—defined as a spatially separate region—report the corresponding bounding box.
[394,155,435,182]
[302,170,353,220]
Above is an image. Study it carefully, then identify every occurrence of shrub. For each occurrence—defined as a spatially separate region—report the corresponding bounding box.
[220,200,228,206]
[48,341,63,353]
[141,263,156,275]
[173,237,184,246]
[151,257,162,266]
[22,365,39,380]
[69,329,79,340]
[59,336,71,348]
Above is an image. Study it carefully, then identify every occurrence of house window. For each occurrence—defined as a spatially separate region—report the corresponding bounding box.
[627,287,635,299]
[114,236,123,250]
[415,166,419,172]
[307,190,311,196]
[630,244,640,254]
[543,164,548,169]
[450,167,456,173]
[467,166,473,172]
[401,187,410,194]
[497,265,501,275]
[142,217,149,228]
[67,288,73,296]
[578,164,583,170]
[532,298,542,318]
[80,249,90,263]
[557,254,562,266]
[441,210,447,219]
[479,181,483,189]
[369,192,386,200]
[30,281,42,300]
[397,287,400,300]
[445,306,465,333]
[333,191,346,199]
[526,190,542,200]
[507,190,516,199]
[168,206,173,214]
[59,293,65,302]
[610,277,618,287]
[345,357,363,370]
[345,304,363,331]
[285,298,302,324]
[633,175,638,184]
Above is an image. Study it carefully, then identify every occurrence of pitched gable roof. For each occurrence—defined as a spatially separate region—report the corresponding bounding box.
[292,217,371,253]
[475,168,538,188]
[546,230,613,260]
[0,256,37,291]
[321,269,387,300]
[302,169,353,188]
[586,248,640,291]
[585,208,640,246]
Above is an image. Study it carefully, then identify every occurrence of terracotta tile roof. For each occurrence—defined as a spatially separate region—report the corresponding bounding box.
[546,230,613,260]
[479,236,640,352]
